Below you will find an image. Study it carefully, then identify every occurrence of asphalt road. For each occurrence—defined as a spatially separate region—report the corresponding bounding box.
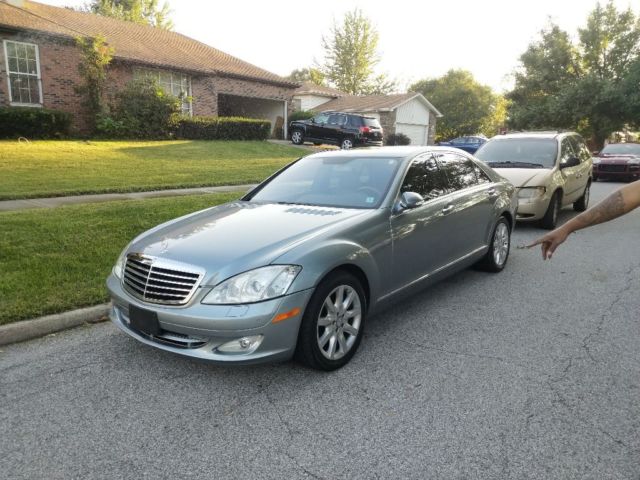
[2,181,639,479]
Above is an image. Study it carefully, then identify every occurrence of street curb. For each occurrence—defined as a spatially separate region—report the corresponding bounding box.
[0,303,110,346]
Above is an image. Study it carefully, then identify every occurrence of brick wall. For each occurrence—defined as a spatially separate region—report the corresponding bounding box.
[379,111,396,137]
[0,31,93,134]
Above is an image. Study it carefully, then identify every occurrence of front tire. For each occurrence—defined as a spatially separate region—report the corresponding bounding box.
[573,182,590,212]
[295,271,366,371]
[291,129,304,145]
[540,191,561,230]
[476,217,511,272]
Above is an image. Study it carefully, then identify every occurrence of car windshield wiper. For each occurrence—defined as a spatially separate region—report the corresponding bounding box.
[276,201,315,206]
[486,161,546,168]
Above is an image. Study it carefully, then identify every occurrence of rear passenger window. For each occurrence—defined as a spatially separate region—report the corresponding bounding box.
[435,153,479,190]
[400,154,449,201]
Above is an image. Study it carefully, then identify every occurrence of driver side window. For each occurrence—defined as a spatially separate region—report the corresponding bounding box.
[400,155,449,201]
[559,138,576,165]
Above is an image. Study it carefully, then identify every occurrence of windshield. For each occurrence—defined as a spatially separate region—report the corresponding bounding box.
[601,143,640,155]
[475,138,558,168]
[248,156,403,208]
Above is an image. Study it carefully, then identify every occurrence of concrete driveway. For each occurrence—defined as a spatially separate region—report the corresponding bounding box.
[1,181,639,479]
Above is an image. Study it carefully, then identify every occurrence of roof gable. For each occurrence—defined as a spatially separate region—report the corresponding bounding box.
[316,92,442,116]
[0,0,297,87]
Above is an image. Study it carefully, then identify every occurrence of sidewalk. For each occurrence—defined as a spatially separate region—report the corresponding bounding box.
[0,184,256,212]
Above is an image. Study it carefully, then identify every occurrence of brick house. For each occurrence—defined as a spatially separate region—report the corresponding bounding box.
[294,82,442,145]
[0,0,297,136]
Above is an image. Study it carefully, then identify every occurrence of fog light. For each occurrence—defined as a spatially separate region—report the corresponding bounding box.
[216,335,263,354]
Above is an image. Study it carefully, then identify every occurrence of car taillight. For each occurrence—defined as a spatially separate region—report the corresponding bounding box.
[360,126,371,133]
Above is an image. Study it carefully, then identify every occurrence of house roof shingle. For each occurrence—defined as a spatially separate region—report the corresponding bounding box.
[294,81,345,97]
[315,92,443,116]
[0,0,297,87]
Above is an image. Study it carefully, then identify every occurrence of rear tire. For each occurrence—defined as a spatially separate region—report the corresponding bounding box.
[540,191,561,230]
[340,137,354,150]
[573,182,590,212]
[476,217,511,272]
[295,271,366,371]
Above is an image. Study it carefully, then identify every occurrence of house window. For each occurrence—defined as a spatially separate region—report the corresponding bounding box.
[3,40,42,106]
[134,68,192,115]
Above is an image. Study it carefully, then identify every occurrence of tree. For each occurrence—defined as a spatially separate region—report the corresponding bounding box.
[319,8,395,95]
[75,35,114,133]
[507,23,581,130]
[410,69,504,141]
[287,68,326,86]
[508,2,640,148]
[86,0,173,30]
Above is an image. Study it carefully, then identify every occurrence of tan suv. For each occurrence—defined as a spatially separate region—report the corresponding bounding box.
[475,132,592,229]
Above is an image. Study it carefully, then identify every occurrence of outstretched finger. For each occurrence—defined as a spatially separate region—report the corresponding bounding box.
[526,238,544,249]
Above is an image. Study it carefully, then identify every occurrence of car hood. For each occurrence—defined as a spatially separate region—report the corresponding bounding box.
[128,201,370,285]
[491,168,552,188]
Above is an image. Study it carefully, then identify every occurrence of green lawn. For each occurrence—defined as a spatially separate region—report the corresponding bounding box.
[0,140,302,200]
[0,192,240,325]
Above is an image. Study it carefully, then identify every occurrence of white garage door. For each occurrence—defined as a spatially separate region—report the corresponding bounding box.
[396,123,427,146]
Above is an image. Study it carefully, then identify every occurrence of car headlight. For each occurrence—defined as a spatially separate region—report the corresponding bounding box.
[112,247,128,279]
[591,157,600,165]
[517,186,546,200]
[202,265,301,305]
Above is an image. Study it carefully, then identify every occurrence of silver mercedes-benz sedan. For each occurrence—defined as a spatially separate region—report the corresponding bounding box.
[107,147,516,370]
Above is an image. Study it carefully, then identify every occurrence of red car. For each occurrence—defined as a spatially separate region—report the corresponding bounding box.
[593,143,640,182]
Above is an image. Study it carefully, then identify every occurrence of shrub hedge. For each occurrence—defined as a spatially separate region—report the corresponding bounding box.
[173,116,271,140]
[288,110,315,123]
[0,107,72,139]
[385,132,411,146]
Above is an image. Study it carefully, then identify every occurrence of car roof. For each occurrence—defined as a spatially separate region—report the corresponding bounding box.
[494,131,577,140]
[303,146,475,161]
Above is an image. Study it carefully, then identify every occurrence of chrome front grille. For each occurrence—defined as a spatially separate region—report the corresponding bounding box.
[123,254,204,305]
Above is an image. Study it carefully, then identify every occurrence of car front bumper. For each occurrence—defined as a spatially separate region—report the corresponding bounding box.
[594,164,640,180]
[106,273,314,365]
[514,194,550,221]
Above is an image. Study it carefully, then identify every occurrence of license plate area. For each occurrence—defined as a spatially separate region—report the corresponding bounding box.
[129,304,161,336]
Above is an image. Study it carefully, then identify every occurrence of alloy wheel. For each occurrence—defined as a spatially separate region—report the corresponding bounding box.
[291,131,303,144]
[341,139,353,150]
[493,222,510,266]
[316,285,362,360]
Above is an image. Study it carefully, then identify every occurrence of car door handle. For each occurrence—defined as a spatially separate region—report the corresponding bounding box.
[441,205,454,215]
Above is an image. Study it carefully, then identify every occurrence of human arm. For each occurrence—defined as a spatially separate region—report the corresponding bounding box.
[527,180,640,260]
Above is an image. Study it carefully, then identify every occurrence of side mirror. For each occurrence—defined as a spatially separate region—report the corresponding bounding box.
[561,156,580,169]
[399,191,424,210]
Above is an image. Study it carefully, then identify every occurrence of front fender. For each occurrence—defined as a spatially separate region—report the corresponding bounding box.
[276,239,381,304]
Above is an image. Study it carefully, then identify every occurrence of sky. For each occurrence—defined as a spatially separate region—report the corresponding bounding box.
[43,0,640,92]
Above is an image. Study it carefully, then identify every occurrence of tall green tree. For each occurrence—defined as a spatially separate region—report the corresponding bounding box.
[87,0,173,30]
[508,1,640,148]
[75,35,114,133]
[319,8,395,95]
[410,69,505,141]
[507,23,581,130]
